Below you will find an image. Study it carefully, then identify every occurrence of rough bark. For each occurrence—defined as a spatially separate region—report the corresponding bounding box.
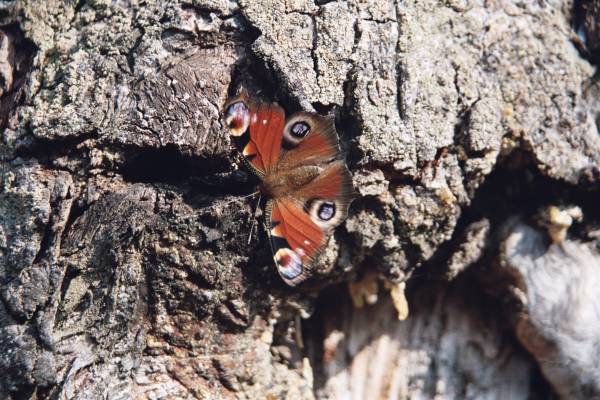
[1,0,599,399]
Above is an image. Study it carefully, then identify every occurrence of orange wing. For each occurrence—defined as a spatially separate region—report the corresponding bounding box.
[267,162,354,286]
[223,92,285,175]
[268,198,325,286]
[277,112,341,170]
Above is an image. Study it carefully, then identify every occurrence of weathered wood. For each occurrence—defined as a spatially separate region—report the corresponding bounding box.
[1,0,599,399]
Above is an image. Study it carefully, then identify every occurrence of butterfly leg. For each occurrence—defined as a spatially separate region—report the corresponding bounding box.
[294,314,304,349]
[247,193,262,245]
[263,198,275,245]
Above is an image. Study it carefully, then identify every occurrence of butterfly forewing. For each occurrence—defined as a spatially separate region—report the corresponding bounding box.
[279,113,341,170]
[248,102,285,173]
[224,92,285,175]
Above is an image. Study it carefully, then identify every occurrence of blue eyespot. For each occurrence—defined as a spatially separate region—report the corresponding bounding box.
[318,202,336,221]
[291,122,310,138]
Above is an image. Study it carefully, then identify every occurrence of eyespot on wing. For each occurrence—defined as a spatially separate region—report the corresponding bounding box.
[224,101,250,137]
[274,247,304,280]
[306,198,346,229]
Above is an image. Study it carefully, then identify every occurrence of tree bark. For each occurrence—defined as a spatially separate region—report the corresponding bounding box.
[1,0,599,399]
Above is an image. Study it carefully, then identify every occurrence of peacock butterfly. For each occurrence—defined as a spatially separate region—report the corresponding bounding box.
[222,90,354,286]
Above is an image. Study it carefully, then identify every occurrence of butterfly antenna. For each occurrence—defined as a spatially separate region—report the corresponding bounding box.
[202,190,260,213]
[247,193,262,245]
[229,190,260,205]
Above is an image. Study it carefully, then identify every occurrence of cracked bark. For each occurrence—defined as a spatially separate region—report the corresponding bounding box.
[1,0,600,399]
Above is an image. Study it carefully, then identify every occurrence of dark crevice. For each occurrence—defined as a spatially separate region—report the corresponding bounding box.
[119,143,261,214]
[311,13,320,82]
[311,102,335,114]
[119,143,230,184]
[0,24,37,131]
[410,148,600,286]
[337,18,363,165]
[231,11,261,44]
[126,26,144,73]
[186,169,259,203]
[227,52,277,102]
[17,130,260,199]
[13,130,97,165]
[572,0,600,66]
[394,13,405,121]
[395,60,406,120]
[339,67,363,167]
[73,0,86,14]
[0,291,28,325]
[57,265,81,315]
[4,384,35,400]
[14,129,250,193]
[314,0,337,5]
[181,3,223,17]
[31,223,55,266]
[466,150,600,231]
[141,253,161,349]
[33,189,72,265]
[60,201,89,253]
[120,144,204,183]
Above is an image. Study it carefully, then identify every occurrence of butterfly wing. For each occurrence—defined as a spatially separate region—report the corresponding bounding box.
[278,112,341,170]
[267,161,354,286]
[223,91,285,176]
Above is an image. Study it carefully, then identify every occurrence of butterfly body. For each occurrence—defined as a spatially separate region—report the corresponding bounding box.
[260,166,322,199]
[223,91,354,286]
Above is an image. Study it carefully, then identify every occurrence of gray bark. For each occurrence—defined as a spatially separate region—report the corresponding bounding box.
[1,0,599,399]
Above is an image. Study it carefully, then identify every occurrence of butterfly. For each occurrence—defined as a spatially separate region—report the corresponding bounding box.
[222,90,354,286]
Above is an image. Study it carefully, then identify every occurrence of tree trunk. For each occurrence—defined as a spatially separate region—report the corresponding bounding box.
[1,0,599,399]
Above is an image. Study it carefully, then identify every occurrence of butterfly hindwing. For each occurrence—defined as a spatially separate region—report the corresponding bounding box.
[267,198,324,286]
[267,161,354,286]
